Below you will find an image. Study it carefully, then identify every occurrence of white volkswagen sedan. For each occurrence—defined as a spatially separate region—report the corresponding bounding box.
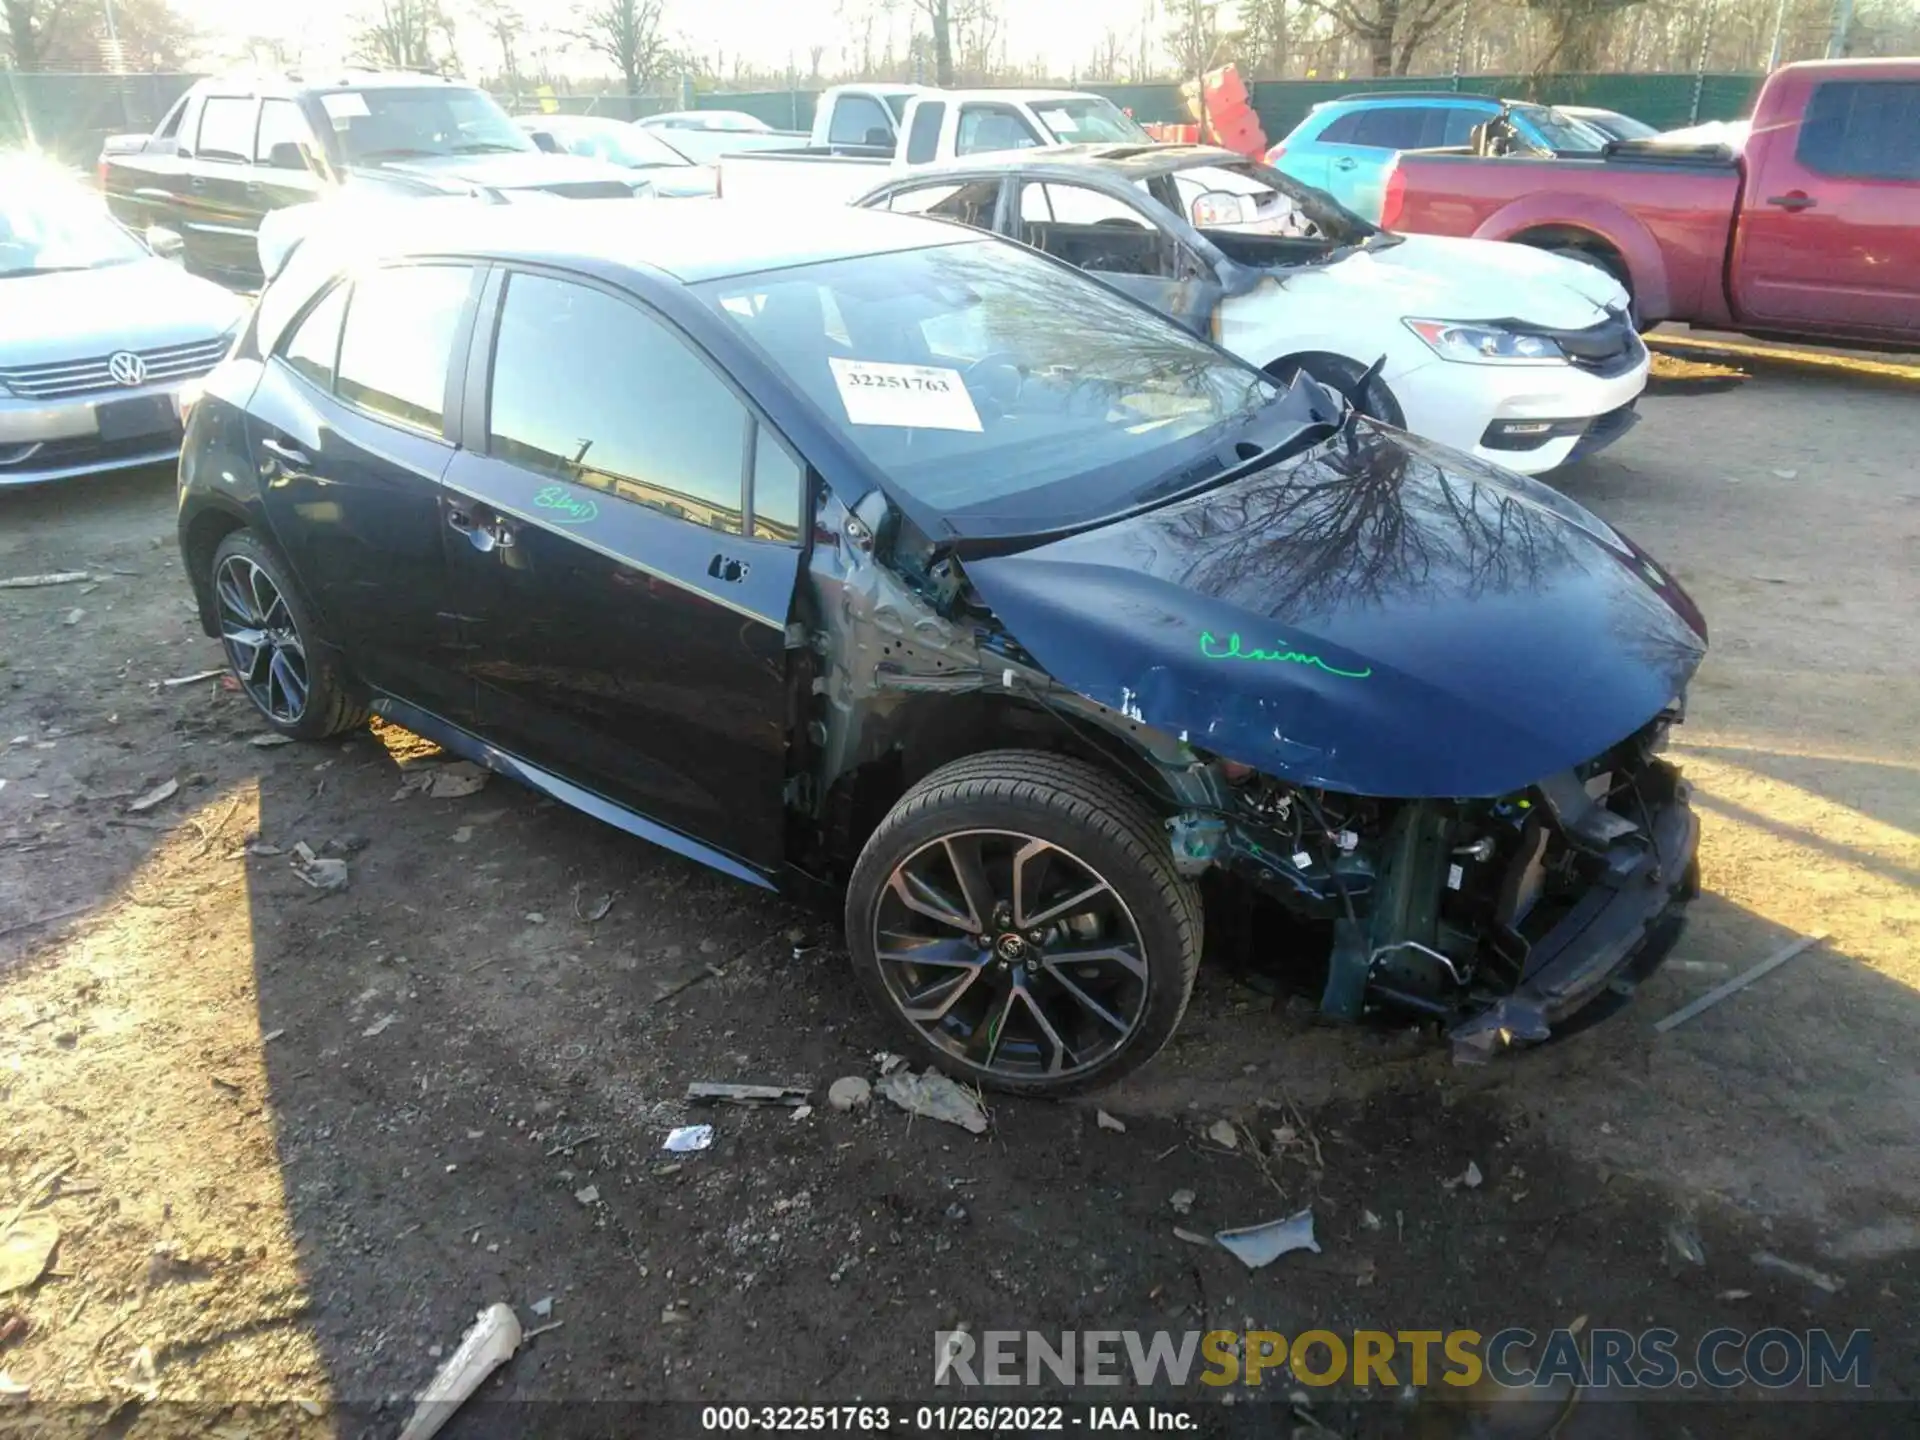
[854,145,1648,475]
[1,159,246,487]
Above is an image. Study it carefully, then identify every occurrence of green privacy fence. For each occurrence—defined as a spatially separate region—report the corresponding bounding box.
[2,69,1760,170]
[0,70,197,168]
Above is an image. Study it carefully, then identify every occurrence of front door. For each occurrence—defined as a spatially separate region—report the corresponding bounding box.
[179,94,261,282]
[247,262,483,723]
[1013,179,1223,335]
[1731,74,1920,338]
[441,269,805,872]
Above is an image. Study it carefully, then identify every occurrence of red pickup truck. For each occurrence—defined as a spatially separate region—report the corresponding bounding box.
[1380,59,1920,349]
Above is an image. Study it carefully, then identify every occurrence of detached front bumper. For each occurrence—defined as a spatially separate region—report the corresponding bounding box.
[1450,768,1700,1060]
[0,386,192,487]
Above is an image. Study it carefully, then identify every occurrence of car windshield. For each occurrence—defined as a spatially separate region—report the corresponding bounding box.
[1032,98,1149,143]
[1512,104,1609,153]
[553,122,692,169]
[700,239,1316,541]
[328,86,532,162]
[0,174,147,277]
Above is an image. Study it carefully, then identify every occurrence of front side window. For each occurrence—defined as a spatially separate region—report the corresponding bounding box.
[886,179,1001,230]
[700,239,1296,542]
[1797,80,1920,180]
[1019,181,1180,278]
[904,102,946,164]
[956,104,1044,156]
[334,265,473,434]
[155,96,187,141]
[828,95,894,148]
[326,86,530,163]
[194,97,258,162]
[255,98,316,166]
[488,272,747,534]
[280,282,348,390]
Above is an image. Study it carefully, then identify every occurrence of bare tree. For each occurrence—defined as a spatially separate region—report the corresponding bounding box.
[1295,0,1471,75]
[1239,0,1293,77]
[1086,25,1129,79]
[354,0,459,70]
[4,0,72,70]
[471,0,526,84]
[566,0,672,99]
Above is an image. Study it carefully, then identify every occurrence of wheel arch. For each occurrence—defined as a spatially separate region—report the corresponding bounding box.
[179,500,253,638]
[814,689,1176,877]
[1474,197,1670,320]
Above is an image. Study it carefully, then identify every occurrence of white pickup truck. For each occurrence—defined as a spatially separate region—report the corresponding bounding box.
[715,83,1149,206]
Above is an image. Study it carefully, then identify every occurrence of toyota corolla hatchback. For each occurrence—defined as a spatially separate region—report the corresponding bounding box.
[178,201,1705,1094]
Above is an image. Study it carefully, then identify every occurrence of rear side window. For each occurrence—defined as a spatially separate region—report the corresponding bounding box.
[280,283,348,390]
[1797,80,1920,180]
[194,97,258,162]
[1351,106,1442,150]
[904,101,945,164]
[487,273,748,534]
[828,94,894,147]
[335,265,473,435]
[154,96,187,142]
[1315,111,1366,144]
[885,179,1001,229]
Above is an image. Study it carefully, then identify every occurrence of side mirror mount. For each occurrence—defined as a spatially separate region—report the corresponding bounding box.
[529,129,562,154]
[267,141,309,172]
[863,126,893,148]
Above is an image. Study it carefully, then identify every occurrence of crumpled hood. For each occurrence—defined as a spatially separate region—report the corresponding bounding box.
[965,424,1706,798]
[0,259,245,366]
[1325,233,1628,328]
[351,150,641,197]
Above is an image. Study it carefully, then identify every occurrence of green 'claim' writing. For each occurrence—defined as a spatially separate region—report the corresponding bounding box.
[1199,631,1372,678]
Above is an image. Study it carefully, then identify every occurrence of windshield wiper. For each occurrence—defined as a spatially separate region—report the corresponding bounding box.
[0,265,93,279]
[452,142,527,154]
[357,147,439,161]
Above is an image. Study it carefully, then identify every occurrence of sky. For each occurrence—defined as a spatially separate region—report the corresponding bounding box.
[171,0,1195,80]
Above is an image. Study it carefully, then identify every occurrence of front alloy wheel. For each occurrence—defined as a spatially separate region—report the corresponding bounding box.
[848,751,1201,1096]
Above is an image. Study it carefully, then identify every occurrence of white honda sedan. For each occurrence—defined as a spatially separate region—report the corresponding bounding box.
[854,145,1648,475]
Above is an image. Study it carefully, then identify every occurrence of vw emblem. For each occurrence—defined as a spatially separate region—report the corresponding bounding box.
[107,351,148,387]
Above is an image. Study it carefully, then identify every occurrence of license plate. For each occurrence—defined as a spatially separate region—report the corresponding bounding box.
[95,394,180,443]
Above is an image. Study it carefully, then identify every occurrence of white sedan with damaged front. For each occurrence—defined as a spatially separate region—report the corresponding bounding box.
[854,144,1648,475]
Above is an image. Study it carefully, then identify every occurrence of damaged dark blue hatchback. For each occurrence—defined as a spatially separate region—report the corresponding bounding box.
[177,201,1704,1095]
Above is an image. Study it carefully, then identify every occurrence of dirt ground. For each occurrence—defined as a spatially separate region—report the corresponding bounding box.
[1,360,1916,1438]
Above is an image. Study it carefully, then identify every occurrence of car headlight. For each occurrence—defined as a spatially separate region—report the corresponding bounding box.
[1404,319,1566,365]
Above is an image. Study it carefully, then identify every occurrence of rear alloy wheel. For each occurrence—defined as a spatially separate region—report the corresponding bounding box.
[210,530,366,741]
[847,751,1202,1096]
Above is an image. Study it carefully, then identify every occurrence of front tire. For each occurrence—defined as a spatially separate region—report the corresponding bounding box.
[1266,352,1406,428]
[210,530,366,741]
[846,751,1202,1097]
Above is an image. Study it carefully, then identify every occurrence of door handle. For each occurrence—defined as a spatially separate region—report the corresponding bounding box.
[1766,192,1817,212]
[1334,157,1359,171]
[447,503,515,553]
[259,436,310,468]
[188,175,208,191]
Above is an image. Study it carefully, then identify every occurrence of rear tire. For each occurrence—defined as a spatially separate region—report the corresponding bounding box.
[1266,352,1406,428]
[209,530,367,741]
[846,751,1202,1097]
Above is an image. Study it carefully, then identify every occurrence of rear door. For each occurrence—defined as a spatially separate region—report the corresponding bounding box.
[247,262,484,722]
[1731,75,1920,336]
[439,268,806,872]
[1014,178,1223,333]
[1338,106,1448,222]
[179,94,260,281]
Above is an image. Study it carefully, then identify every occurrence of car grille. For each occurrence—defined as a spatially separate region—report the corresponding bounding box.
[0,336,231,401]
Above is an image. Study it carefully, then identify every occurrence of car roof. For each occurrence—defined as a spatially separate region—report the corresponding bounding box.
[1327,91,1509,107]
[200,69,475,97]
[301,198,972,284]
[869,142,1248,186]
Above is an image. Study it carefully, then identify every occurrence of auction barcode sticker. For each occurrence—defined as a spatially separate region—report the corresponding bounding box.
[828,358,982,433]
